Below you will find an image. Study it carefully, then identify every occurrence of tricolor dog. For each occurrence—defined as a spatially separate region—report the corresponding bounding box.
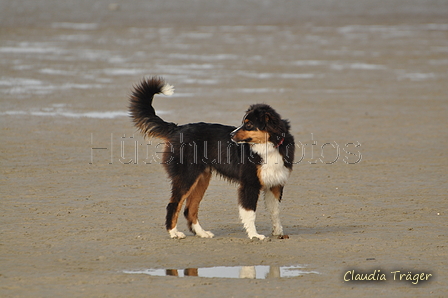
[129,77,294,239]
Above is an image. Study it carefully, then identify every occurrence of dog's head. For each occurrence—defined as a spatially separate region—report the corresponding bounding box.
[231,104,289,146]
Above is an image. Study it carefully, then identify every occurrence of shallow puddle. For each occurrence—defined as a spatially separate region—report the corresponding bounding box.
[123,265,319,279]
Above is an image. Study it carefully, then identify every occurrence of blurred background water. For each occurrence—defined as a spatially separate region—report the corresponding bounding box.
[1,0,447,132]
[1,0,448,28]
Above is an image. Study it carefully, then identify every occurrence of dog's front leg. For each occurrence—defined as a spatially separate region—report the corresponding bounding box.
[239,206,265,240]
[238,184,265,240]
[265,186,284,236]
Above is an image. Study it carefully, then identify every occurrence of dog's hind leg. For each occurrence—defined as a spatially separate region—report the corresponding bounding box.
[166,175,201,239]
[265,186,284,236]
[184,169,213,238]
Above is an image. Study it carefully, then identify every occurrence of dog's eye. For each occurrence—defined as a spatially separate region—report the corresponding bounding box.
[244,122,254,130]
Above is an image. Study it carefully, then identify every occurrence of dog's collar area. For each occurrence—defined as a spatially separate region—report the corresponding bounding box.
[275,138,285,148]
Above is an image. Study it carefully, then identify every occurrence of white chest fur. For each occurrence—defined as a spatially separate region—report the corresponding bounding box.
[251,142,290,188]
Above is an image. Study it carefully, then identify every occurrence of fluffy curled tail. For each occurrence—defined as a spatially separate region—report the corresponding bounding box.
[129,77,177,139]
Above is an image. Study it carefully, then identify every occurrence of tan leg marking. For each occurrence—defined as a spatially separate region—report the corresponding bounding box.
[184,170,212,227]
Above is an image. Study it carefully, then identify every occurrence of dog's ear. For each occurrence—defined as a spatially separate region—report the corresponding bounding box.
[264,113,271,124]
[264,112,279,127]
[264,110,286,135]
[257,111,272,129]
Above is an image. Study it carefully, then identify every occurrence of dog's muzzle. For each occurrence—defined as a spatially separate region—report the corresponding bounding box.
[231,129,252,143]
[230,126,240,142]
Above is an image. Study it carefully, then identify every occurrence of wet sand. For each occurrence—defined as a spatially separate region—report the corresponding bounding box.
[1,1,447,297]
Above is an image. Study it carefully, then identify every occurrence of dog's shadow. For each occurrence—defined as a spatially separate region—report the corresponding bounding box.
[209,223,362,238]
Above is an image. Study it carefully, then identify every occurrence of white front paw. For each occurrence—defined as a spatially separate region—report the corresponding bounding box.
[272,226,284,236]
[249,233,266,240]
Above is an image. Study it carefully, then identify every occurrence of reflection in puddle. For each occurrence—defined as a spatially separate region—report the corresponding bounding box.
[124,265,319,279]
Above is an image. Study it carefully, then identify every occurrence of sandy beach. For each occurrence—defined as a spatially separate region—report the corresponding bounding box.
[1,0,447,297]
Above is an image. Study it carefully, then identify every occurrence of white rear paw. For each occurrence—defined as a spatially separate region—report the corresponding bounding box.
[196,230,214,238]
[168,227,186,239]
[192,222,214,238]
